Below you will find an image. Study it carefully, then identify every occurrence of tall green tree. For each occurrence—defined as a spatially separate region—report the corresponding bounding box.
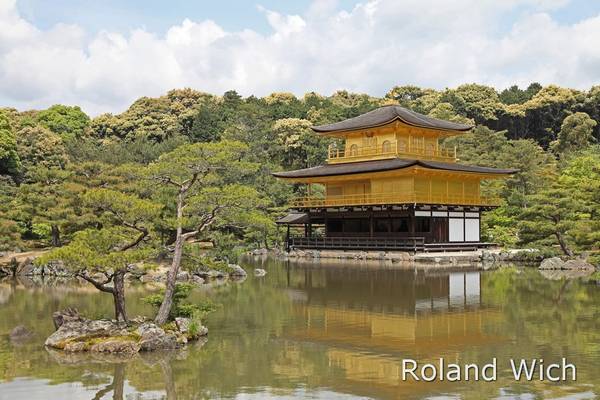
[551,112,597,157]
[519,180,584,256]
[0,111,20,177]
[147,140,262,324]
[12,167,86,246]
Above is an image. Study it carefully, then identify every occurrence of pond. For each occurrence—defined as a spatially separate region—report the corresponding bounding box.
[1,258,600,399]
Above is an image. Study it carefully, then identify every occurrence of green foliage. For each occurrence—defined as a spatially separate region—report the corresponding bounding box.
[36,105,90,140]
[0,111,20,176]
[143,283,217,321]
[499,83,542,105]
[16,126,69,177]
[36,226,154,274]
[67,135,189,165]
[551,112,597,157]
[449,83,502,122]
[1,83,600,258]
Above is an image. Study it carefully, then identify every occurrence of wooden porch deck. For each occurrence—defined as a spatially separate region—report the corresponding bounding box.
[288,237,495,253]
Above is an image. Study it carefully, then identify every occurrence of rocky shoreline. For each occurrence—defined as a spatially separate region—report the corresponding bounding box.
[247,247,546,265]
[0,255,261,283]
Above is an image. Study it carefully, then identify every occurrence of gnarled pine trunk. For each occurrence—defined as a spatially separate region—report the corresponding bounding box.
[155,193,185,325]
[51,225,61,247]
[555,231,574,257]
[113,269,128,323]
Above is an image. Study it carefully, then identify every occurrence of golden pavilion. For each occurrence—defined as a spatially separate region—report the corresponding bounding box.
[273,105,517,252]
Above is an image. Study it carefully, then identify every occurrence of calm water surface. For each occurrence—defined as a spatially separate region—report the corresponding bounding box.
[1,258,600,399]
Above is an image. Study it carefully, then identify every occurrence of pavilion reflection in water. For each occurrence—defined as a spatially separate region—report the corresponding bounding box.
[280,265,504,398]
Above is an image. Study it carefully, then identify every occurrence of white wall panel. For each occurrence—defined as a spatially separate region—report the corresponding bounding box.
[465,218,480,242]
[449,218,464,242]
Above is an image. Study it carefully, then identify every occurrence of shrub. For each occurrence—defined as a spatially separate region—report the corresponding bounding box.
[143,283,218,321]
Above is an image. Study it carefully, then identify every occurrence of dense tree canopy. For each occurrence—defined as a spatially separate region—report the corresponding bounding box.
[0,82,599,261]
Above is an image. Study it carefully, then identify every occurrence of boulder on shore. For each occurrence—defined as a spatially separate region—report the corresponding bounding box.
[175,317,208,339]
[228,264,247,277]
[45,318,128,349]
[52,307,81,330]
[539,257,565,270]
[136,323,178,351]
[195,269,226,279]
[539,257,595,271]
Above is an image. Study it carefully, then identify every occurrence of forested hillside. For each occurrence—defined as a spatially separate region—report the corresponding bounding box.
[1,83,599,261]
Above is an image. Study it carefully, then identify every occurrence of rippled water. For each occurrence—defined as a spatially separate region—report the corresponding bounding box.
[1,258,600,399]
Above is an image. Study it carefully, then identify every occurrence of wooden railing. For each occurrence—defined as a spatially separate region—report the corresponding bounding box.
[289,236,425,251]
[290,191,500,208]
[328,140,457,163]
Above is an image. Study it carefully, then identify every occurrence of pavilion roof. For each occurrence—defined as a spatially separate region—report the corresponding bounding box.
[272,158,518,179]
[312,105,473,134]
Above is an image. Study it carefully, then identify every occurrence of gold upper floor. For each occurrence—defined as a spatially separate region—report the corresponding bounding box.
[325,121,461,164]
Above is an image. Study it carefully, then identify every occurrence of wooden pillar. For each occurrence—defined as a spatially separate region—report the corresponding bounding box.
[369,210,374,238]
[286,224,290,252]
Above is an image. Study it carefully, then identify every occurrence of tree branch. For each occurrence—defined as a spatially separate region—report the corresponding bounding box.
[119,228,149,251]
[77,271,115,294]
[154,175,183,188]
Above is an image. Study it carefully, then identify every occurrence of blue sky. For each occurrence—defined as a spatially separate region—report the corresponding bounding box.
[16,0,600,37]
[2,0,600,115]
[15,0,358,35]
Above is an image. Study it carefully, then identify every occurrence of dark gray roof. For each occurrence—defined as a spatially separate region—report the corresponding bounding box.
[312,105,473,133]
[276,213,309,224]
[272,158,517,179]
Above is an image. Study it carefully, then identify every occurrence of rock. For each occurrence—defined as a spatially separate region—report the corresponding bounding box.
[192,275,205,285]
[254,268,267,277]
[196,269,225,279]
[563,259,595,271]
[175,317,191,334]
[45,318,125,349]
[136,323,177,351]
[176,271,190,281]
[228,264,247,277]
[196,325,208,336]
[52,308,81,330]
[175,317,208,339]
[251,248,269,256]
[140,272,165,283]
[176,335,188,345]
[539,257,596,271]
[127,264,146,279]
[130,316,149,325]
[90,339,140,355]
[63,341,87,352]
[9,325,33,342]
[539,257,565,270]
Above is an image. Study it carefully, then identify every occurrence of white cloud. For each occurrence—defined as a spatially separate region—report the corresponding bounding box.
[0,0,599,115]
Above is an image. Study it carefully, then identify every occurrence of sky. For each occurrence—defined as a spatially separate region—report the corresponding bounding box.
[1,0,600,115]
